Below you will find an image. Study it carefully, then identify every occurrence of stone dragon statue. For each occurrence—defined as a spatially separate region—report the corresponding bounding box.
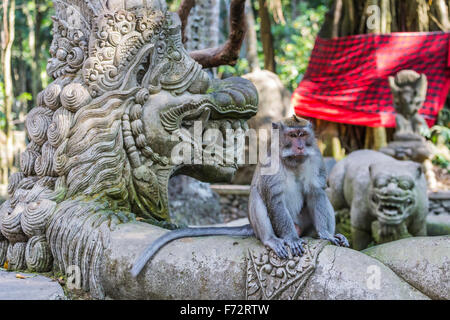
[0,0,257,298]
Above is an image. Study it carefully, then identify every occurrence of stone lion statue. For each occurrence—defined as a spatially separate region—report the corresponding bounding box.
[0,0,257,298]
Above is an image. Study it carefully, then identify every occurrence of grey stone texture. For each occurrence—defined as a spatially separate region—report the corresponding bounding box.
[364,236,449,300]
[327,150,428,250]
[0,270,65,300]
[99,222,432,300]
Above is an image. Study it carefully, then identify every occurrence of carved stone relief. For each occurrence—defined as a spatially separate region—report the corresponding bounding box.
[246,240,328,300]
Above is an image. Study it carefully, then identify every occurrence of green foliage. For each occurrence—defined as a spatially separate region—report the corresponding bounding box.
[436,105,450,127]
[217,0,329,92]
[422,125,450,170]
[0,111,6,131]
[166,0,181,12]
[272,1,328,91]
[217,59,251,79]
[17,92,32,103]
[432,154,449,171]
[429,125,450,148]
[11,0,54,102]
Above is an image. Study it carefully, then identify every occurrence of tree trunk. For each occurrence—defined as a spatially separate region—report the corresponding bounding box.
[258,0,276,72]
[430,0,450,31]
[23,0,42,111]
[184,0,221,52]
[186,0,220,69]
[245,0,260,72]
[23,1,41,109]
[322,0,449,38]
[1,0,16,185]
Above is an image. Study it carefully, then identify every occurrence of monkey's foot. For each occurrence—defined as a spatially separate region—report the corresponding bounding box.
[335,233,349,247]
[284,237,305,257]
[263,237,289,259]
[319,232,349,247]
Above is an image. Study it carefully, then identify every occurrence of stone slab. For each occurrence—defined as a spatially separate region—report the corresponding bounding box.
[0,269,65,300]
[100,222,429,300]
[363,236,450,300]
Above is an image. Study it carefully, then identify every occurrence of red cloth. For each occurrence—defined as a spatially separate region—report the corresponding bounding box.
[292,32,450,127]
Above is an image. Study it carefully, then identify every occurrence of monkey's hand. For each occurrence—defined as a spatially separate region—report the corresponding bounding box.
[283,236,305,257]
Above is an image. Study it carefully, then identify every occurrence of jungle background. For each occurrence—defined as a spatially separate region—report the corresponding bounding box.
[0,0,449,196]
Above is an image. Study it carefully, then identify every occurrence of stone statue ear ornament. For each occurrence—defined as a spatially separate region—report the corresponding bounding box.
[416,74,428,101]
[388,76,400,93]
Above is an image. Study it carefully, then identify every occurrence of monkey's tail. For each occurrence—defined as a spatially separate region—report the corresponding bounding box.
[130,224,254,277]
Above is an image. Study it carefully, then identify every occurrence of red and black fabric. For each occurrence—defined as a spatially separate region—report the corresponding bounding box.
[292,32,450,127]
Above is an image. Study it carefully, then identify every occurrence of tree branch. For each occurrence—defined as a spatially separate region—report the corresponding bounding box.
[177,0,196,44]
[188,0,247,68]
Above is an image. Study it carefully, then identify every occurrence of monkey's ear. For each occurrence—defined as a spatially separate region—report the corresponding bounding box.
[272,122,279,130]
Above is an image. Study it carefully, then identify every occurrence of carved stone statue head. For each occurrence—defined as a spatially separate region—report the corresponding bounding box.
[389,70,427,120]
[367,160,425,226]
[0,0,258,291]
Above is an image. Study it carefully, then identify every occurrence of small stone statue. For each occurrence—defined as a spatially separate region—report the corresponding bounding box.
[327,150,428,250]
[380,70,431,162]
[390,70,429,136]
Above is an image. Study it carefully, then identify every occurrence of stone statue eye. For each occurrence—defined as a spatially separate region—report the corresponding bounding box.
[375,177,388,187]
[398,179,414,190]
[56,48,68,61]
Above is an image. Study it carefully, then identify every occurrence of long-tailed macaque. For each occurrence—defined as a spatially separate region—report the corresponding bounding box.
[131,115,348,277]
[248,115,348,258]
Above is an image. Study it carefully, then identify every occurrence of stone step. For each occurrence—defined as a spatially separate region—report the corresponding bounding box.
[0,269,65,300]
[210,184,250,195]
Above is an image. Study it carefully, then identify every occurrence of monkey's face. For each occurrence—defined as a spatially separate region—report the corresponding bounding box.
[277,124,314,167]
[368,162,422,225]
